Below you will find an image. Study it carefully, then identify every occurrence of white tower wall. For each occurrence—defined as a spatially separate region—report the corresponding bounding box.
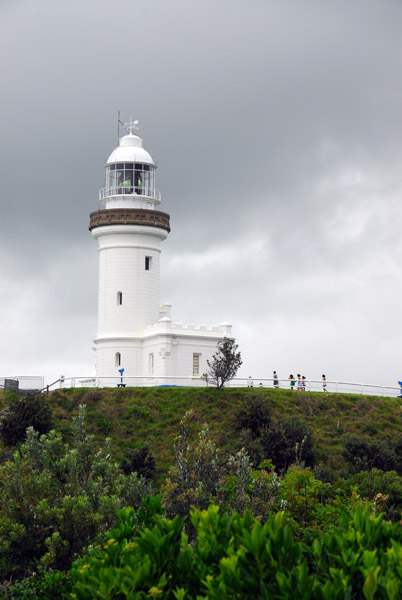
[93,225,167,337]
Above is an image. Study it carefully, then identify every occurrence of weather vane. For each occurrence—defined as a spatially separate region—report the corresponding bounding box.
[124,117,139,135]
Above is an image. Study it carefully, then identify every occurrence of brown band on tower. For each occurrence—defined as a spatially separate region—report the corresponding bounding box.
[89,208,171,232]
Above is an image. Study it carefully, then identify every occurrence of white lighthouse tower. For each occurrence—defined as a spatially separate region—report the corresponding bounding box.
[90,120,232,385]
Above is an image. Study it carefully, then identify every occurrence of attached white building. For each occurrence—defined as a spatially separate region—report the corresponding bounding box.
[89,121,232,385]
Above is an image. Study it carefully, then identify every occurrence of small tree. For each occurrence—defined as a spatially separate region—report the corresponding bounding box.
[202,337,242,390]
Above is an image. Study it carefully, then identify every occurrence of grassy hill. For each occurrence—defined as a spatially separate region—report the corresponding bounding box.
[3,386,399,483]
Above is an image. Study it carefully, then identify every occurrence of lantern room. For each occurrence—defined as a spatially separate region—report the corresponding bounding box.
[99,122,160,209]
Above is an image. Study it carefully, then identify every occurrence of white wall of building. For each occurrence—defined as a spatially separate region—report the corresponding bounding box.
[93,225,167,338]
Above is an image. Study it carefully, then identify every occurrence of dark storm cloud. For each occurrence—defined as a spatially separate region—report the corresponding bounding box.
[1,0,401,384]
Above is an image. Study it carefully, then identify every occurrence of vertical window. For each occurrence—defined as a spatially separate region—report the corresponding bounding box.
[115,352,121,367]
[135,166,143,194]
[193,353,201,376]
[117,291,123,305]
[145,256,152,271]
[149,353,154,376]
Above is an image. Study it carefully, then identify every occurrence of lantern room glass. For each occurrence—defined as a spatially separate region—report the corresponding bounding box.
[105,163,155,197]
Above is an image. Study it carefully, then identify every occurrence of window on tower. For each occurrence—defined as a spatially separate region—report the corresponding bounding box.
[145,256,152,271]
[117,291,123,305]
[149,353,154,376]
[115,352,121,367]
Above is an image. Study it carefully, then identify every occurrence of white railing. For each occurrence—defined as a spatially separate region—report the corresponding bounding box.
[50,376,402,398]
[99,186,161,202]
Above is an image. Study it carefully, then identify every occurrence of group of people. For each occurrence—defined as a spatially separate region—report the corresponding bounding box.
[247,372,328,392]
[288,373,328,392]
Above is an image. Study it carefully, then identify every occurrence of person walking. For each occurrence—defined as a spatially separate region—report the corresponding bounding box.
[322,374,328,393]
[247,376,254,387]
[297,374,302,390]
[289,374,296,390]
[273,371,279,388]
[301,376,306,391]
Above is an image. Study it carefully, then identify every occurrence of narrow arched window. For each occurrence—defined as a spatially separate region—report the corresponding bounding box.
[117,291,123,305]
[193,353,201,376]
[115,352,121,367]
[149,353,154,376]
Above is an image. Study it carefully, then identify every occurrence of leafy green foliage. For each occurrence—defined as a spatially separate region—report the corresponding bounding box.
[336,468,402,522]
[202,337,242,389]
[161,410,223,518]
[0,405,153,580]
[161,410,281,520]
[71,498,402,600]
[260,416,316,472]
[0,569,72,600]
[120,444,156,479]
[310,507,402,600]
[236,393,271,436]
[4,395,402,597]
[71,500,308,599]
[0,393,52,447]
[279,466,351,543]
[343,434,402,475]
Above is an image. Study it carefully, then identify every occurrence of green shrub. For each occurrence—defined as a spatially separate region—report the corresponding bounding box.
[71,499,402,599]
[161,411,281,520]
[0,569,71,600]
[120,444,156,479]
[310,507,402,599]
[236,393,271,436]
[260,416,316,472]
[343,435,400,475]
[161,410,221,518]
[0,405,153,580]
[335,468,402,522]
[71,500,308,599]
[0,394,52,447]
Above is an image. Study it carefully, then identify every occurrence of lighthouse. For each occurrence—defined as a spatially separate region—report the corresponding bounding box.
[90,120,232,385]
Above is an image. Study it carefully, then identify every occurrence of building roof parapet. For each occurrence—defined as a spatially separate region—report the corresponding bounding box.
[144,319,232,337]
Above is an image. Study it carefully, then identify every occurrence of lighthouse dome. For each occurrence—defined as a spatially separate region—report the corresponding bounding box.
[106,133,155,166]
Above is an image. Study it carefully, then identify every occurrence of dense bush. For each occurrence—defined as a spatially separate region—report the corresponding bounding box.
[0,393,52,447]
[260,416,316,472]
[161,410,281,520]
[0,569,72,600]
[3,399,402,597]
[161,410,225,518]
[336,468,402,522]
[120,444,156,479]
[343,434,401,475]
[71,497,402,599]
[0,405,153,580]
[160,412,357,533]
[236,393,271,436]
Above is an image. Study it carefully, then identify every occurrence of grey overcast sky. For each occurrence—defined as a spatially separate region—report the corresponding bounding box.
[1,0,402,386]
